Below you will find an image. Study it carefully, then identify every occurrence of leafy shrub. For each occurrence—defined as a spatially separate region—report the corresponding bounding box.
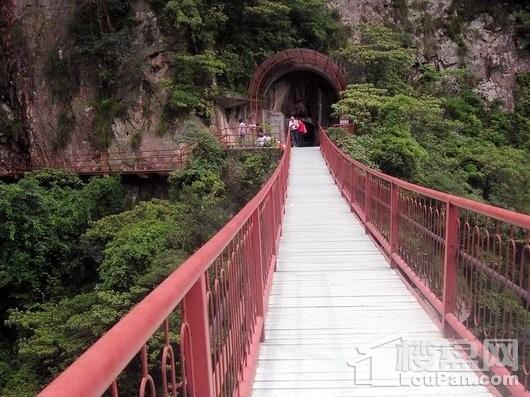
[43,50,78,102]
[515,72,530,118]
[65,0,137,147]
[93,98,123,149]
[514,10,530,50]
[333,24,415,93]
[70,0,136,94]
[371,126,426,178]
[53,108,75,150]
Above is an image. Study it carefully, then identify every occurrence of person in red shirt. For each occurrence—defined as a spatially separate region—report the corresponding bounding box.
[297,120,307,146]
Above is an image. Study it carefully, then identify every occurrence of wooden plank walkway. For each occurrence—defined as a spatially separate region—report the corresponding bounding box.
[252,147,492,396]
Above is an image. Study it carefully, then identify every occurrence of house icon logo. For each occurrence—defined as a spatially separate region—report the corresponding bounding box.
[346,335,406,387]
[345,335,520,388]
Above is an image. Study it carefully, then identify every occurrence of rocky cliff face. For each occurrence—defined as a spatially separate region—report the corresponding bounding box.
[329,0,530,109]
[0,0,187,171]
[0,0,31,171]
[1,0,528,169]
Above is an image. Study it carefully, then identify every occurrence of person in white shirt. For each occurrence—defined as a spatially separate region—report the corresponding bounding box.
[256,132,267,147]
[288,116,300,147]
[238,119,247,146]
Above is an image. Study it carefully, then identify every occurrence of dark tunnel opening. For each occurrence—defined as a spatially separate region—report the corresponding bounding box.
[262,71,340,146]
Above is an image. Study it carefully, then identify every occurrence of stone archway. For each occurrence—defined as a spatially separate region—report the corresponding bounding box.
[249,49,347,145]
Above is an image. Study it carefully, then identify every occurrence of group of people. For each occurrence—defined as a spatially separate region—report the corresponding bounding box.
[236,115,308,148]
[238,119,273,147]
[288,116,307,147]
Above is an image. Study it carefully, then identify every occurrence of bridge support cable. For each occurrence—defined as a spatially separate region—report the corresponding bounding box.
[320,127,530,395]
[39,137,291,397]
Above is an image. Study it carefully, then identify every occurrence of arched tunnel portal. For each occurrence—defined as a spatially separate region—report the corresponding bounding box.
[249,49,347,146]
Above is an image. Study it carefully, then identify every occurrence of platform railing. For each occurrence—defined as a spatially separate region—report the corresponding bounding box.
[320,127,530,395]
[0,125,287,178]
[0,144,195,177]
[217,125,284,149]
[38,137,291,397]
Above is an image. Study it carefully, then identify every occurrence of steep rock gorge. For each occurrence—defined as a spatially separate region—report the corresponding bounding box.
[1,0,529,168]
[0,0,191,171]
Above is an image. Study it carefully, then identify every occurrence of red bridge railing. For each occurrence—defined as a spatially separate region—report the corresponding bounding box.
[0,127,286,178]
[39,140,291,396]
[321,128,530,395]
[217,125,285,148]
[0,145,195,177]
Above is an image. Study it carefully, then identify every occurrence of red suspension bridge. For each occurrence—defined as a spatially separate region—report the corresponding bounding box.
[5,47,527,396]
[36,127,530,396]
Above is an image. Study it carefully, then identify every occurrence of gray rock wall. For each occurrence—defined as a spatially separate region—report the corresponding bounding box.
[329,0,530,109]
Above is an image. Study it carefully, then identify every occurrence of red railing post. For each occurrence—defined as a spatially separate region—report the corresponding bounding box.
[182,274,214,397]
[390,183,399,268]
[254,211,265,322]
[442,203,459,335]
[271,186,278,246]
[350,165,357,212]
[100,152,110,175]
[364,174,372,230]
[346,162,352,202]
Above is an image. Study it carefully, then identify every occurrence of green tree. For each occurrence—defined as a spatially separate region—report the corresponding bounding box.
[3,128,281,394]
[333,24,415,93]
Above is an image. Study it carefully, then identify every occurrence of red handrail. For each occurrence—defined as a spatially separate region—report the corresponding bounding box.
[320,128,530,395]
[39,136,291,396]
[0,125,288,177]
[0,143,196,177]
[216,125,285,149]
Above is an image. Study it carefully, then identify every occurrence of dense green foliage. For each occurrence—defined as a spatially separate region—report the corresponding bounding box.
[70,0,137,95]
[0,128,279,395]
[43,50,78,103]
[0,172,126,394]
[331,25,530,213]
[72,0,137,148]
[0,108,24,147]
[333,24,415,93]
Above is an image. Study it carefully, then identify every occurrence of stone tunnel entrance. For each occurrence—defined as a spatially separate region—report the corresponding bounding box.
[249,49,347,146]
[262,71,340,146]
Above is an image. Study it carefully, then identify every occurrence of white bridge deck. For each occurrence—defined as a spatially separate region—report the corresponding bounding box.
[252,147,491,397]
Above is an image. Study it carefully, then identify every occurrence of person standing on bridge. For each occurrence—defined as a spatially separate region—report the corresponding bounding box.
[297,119,307,146]
[238,119,248,146]
[289,116,300,147]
